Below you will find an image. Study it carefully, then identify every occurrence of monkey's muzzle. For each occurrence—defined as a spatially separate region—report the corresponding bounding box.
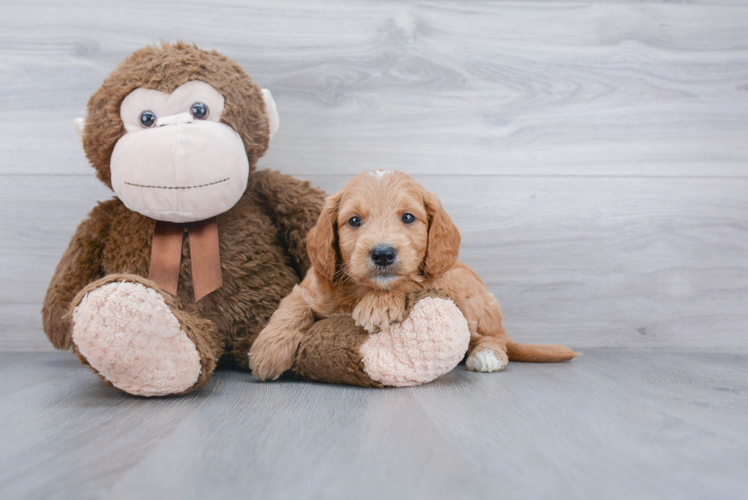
[110,120,249,223]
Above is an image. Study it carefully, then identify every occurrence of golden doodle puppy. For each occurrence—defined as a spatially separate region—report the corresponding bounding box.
[250,170,579,380]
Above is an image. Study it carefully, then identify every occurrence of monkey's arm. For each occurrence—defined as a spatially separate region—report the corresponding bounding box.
[249,169,326,279]
[42,201,115,350]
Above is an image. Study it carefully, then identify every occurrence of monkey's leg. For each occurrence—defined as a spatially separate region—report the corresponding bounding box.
[69,274,222,397]
[294,290,470,387]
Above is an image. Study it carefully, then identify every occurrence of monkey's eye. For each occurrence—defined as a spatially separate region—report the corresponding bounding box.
[402,213,416,224]
[190,102,209,120]
[139,110,157,128]
[349,216,362,228]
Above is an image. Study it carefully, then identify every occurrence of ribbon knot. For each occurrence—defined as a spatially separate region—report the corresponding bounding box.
[148,218,223,301]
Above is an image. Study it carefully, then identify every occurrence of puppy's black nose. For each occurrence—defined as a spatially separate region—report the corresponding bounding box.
[371,245,397,267]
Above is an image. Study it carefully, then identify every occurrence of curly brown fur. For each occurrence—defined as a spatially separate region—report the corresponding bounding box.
[42,44,327,393]
[293,315,384,388]
[43,170,325,367]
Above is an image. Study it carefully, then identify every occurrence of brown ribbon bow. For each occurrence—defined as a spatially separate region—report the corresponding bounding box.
[148,218,223,301]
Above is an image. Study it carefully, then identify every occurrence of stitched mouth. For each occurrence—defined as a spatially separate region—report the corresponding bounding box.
[124,178,229,190]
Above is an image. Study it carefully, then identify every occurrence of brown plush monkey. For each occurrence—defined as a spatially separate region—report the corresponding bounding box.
[44,43,472,395]
[42,42,331,396]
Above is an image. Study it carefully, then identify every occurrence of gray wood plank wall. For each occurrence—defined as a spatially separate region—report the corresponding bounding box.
[1,0,747,351]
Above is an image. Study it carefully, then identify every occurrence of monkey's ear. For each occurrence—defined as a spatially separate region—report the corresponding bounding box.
[261,89,279,141]
[74,117,85,148]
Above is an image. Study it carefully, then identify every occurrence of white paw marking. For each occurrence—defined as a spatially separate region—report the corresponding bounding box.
[466,350,504,373]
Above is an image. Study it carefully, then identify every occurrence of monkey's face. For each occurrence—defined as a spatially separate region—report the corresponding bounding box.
[79,43,279,222]
[107,80,259,223]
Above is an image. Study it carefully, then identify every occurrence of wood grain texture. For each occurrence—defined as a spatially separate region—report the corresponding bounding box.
[1,1,748,177]
[0,351,746,500]
[1,0,747,351]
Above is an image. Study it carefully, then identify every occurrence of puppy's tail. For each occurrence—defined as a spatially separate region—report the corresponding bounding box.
[506,341,580,363]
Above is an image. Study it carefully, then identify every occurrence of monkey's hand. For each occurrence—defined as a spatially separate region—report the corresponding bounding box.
[352,290,407,333]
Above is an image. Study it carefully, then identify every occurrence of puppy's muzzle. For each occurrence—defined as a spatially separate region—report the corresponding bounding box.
[370,245,397,267]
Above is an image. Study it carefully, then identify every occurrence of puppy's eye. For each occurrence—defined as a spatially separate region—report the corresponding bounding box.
[139,110,157,128]
[190,102,209,120]
[401,213,416,224]
[349,216,362,228]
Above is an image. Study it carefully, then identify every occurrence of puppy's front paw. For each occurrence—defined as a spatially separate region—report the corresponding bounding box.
[466,349,508,373]
[352,291,407,333]
[248,328,300,381]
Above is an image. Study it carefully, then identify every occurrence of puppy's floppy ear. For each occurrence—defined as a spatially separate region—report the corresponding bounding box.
[306,192,342,281]
[422,189,461,279]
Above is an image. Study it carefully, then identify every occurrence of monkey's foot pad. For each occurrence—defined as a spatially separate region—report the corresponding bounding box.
[71,281,201,397]
[360,296,471,387]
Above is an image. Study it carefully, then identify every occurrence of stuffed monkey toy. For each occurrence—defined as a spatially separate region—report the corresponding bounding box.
[43,43,470,396]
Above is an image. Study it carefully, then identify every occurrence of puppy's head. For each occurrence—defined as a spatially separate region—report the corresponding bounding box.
[307,170,460,289]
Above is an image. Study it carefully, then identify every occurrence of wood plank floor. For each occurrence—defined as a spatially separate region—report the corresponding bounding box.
[1,350,746,500]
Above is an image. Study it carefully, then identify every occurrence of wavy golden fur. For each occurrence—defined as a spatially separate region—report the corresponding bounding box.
[249,170,579,380]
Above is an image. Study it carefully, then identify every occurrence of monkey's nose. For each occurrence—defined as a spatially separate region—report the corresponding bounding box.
[157,112,194,127]
[371,245,397,267]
